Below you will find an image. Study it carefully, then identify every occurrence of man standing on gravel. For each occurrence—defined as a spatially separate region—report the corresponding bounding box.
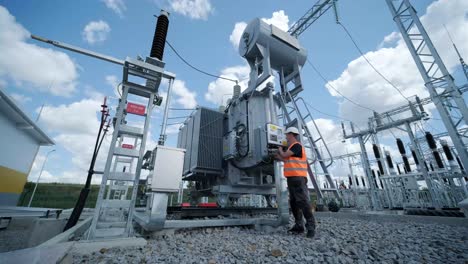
[276,127,316,238]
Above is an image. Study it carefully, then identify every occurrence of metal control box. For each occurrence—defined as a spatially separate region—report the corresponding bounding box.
[151,145,185,192]
[266,124,287,146]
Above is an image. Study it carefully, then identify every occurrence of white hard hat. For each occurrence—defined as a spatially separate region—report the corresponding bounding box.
[285,126,300,135]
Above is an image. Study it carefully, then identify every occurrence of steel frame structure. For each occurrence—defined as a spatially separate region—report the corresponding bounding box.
[288,0,338,38]
[342,98,428,209]
[386,0,468,174]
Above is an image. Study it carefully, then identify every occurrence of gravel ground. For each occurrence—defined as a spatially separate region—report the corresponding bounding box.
[0,226,30,253]
[73,216,468,264]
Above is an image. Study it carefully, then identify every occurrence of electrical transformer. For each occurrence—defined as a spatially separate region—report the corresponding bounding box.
[177,18,307,207]
[178,86,285,207]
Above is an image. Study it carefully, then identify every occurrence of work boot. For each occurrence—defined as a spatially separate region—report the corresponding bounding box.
[288,224,304,233]
[306,229,315,238]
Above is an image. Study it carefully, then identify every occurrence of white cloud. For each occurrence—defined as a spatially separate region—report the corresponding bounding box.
[82,20,111,44]
[39,98,102,135]
[172,79,197,108]
[262,10,289,32]
[378,31,400,49]
[102,0,126,17]
[229,22,247,50]
[10,92,32,104]
[205,64,250,105]
[326,0,468,126]
[105,74,120,95]
[0,6,78,96]
[105,75,119,88]
[37,96,113,183]
[170,0,213,20]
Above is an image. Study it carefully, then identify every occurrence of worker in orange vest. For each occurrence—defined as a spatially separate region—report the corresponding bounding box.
[276,126,316,238]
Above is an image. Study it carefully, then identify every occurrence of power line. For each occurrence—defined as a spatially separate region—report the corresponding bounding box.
[337,22,411,102]
[302,92,369,132]
[165,40,239,84]
[304,100,350,122]
[306,60,375,112]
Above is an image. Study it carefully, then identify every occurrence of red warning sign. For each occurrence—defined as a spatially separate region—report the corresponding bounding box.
[122,144,134,149]
[126,102,146,116]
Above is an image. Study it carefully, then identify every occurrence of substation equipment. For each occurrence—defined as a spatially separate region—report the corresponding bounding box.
[29,0,468,240]
[136,16,342,232]
[31,4,340,239]
[174,17,340,209]
[337,0,468,212]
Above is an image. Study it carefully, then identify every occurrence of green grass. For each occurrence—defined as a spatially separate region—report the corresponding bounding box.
[16,182,321,209]
[17,182,101,209]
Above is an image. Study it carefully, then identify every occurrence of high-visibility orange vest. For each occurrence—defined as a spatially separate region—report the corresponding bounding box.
[284,142,308,177]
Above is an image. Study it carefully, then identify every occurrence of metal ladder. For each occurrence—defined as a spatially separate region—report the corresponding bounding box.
[278,69,340,201]
[87,59,163,239]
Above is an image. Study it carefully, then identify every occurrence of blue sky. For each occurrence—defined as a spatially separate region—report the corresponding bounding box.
[1,0,467,184]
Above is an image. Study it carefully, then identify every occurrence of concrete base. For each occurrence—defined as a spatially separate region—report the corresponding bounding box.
[71,237,147,255]
[28,218,67,247]
[0,242,74,264]
[39,217,92,248]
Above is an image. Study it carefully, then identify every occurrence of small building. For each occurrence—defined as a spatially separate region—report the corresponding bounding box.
[0,89,54,206]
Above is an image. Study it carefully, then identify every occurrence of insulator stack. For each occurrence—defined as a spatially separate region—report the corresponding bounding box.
[433,152,444,169]
[385,151,394,169]
[425,132,437,149]
[372,144,385,175]
[424,161,429,171]
[371,170,379,189]
[396,138,406,154]
[403,157,411,172]
[376,161,384,175]
[233,84,241,100]
[411,149,419,165]
[415,96,425,114]
[373,145,381,158]
[425,132,444,169]
[402,157,410,172]
[150,11,169,60]
[440,140,454,161]
[396,138,411,172]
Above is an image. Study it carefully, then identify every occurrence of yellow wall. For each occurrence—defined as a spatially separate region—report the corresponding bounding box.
[0,165,27,194]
